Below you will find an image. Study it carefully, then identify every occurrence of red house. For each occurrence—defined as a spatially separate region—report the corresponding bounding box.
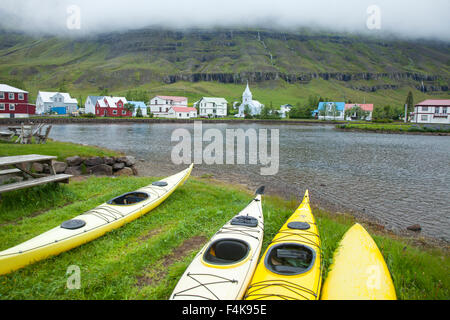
[0,84,36,118]
[95,96,131,117]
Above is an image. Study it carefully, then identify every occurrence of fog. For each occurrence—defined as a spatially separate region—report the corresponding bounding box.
[1,0,449,41]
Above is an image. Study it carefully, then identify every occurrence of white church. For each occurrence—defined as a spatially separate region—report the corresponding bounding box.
[235,82,264,117]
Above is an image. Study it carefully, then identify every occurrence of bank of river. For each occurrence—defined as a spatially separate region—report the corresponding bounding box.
[43,123,450,242]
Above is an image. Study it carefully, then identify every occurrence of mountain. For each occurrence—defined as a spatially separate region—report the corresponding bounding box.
[0,28,448,106]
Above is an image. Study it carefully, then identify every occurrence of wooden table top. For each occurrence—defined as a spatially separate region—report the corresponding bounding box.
[0,154,57,166]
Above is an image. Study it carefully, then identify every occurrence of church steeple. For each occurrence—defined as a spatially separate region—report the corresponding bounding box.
[243,81,252,104]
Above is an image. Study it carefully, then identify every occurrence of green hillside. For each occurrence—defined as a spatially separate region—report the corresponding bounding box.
[0,28,449,107]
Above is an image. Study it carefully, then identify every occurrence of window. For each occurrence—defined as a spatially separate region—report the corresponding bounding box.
[18,93,24,100]
[0,103,4,110]
[421,115,428,121]
[435,107,440,114]
[0,92,4,99]
[9,104,15,111]
[422,107,428,112]
[179,113,182,117]
[113,110,117,115]
[122,110,126,115]
[9,93,14,100]
[443,107,448,114]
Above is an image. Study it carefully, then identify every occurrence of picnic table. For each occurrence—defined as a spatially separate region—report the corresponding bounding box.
[0,123,52,144]
[0,154,72,195]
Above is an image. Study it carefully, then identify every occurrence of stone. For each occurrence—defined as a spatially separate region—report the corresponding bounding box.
[113,162,125,171]
[65,166,82,176]
[66,156,82,167]
[114,167,133,176]
[117,156,136,167]
[32,162,44,173]
[131,166,138,176]
[407,224,422,232]
[104,156,115,165]
[84,156,104,167]
[88,164,113,176]
[53,161,68,174]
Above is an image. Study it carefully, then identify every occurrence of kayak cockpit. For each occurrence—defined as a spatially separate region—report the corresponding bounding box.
[203,239,250,265]
[107,192,150,205]
[265,243,316,275]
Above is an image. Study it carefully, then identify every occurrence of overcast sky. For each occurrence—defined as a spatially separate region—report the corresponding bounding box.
[1,0,449,41]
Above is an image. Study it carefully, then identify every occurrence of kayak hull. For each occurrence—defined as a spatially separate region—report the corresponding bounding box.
[321,223,397,300]
[245,190,322,300]
[0,164,193,276]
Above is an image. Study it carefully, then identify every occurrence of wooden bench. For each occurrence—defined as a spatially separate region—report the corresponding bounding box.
[0,174,72,194]
[0,168,22,176]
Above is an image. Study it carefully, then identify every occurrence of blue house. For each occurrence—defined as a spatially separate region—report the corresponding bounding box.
[128,101,148,117]
[314,102,346,120]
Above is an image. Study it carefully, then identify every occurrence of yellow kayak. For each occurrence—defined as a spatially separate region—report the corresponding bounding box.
[245,190,322,300]
[321,223,397,300]
[0,164,193,276]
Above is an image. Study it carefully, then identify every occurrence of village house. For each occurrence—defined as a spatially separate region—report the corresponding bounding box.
[236,82,264,117]
[196,97,228,118]
[314,102,346,120]
[149,96,188,117]
[0,84,36,118]
[168,107,198,119]
[95,96,130,117]
[412,100,450,124]
[344,103,374,121]
[279,104,293,118]
[35,91,78,115]
[128,101,148,117]
[84,96,104,115]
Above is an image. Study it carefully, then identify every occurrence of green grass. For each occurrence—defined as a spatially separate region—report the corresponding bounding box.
[0,176,448,300]
[0,139,121,161]
[337,123,450,133]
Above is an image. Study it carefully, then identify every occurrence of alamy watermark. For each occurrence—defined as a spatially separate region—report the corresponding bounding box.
[66,5,81,30]
[66,265,81,290]
[171,121,279,176]
[366,5,382,30]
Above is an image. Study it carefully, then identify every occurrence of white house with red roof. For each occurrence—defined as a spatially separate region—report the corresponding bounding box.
[344,103,374,121]
[95,96,130,117]
[168,107,197,119]
[149,95,188,117]
[412,100,450,124]
[0,84,36,118]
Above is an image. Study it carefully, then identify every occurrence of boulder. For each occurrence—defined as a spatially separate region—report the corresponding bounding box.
[88,164,113,176]
[84,156,104,167]
[131,166,138,176]
[32,162,44,173]
[407,224,422,232]
[65,166,82,176]
[104,156,115,165]
[66,156,82,167]
[117,156,136,167]
[114,167,133,176]
[53,161,68,174]
[113,162,125,171]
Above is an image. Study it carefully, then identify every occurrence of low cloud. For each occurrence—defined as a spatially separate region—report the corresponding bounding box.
[1,0,449,41]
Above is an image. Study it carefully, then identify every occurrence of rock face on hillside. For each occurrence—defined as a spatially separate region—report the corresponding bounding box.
[1,28,448,92]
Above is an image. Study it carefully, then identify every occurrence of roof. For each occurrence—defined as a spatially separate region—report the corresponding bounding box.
[155,96,188,102]
[415,100,450,106]
[87,96,104,103]
[38,91,78,104]
[345,104,374,112]
[128,101,147,108]
[317,102,346,111]
[243,82,252,97]
[97,96,127,108]
[199,97,228,104]
[172,107,197,113]
[0,84,28,93]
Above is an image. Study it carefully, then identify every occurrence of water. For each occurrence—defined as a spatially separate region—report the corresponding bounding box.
[47,123,450,241]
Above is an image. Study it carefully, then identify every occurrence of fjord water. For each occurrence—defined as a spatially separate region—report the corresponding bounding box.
[49,123,450,241]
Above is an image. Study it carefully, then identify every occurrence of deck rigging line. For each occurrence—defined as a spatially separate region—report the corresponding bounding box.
[172,272,238,300]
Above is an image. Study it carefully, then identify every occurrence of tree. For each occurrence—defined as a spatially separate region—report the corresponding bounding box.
[405,91,414,120]
[135,107,143,118]
[244,105,252,119]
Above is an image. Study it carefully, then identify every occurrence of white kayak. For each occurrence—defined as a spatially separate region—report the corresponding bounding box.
[170,187,265,300]
[0,164,193,276]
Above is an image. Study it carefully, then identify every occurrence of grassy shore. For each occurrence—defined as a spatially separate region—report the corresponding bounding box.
[336,123,450,134]
[0,139,121,161]
[0,175,448,300]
